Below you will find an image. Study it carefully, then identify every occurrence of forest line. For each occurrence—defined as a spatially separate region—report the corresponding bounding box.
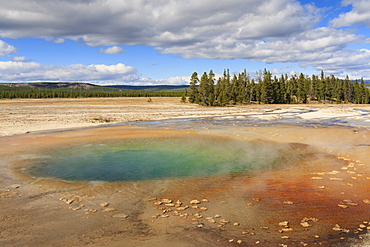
[0,86,183,99]
[187,69,370,106]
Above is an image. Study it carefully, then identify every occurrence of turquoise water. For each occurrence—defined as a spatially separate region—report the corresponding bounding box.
[27,137,295,181]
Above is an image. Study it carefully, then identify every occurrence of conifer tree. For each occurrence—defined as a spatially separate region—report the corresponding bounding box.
[247,79,256,103]
[343,75,353,103]
[207,70,216,106]
[237,70,248,104]
[230,74,239,104]
[189,72,199,103]
[360,78,369,104]
[285,75,296,103]
[199,71,215,106]
[309,75,318,102]
[296,73,308,103]
[333,76,343,103]
[260,69,274,104]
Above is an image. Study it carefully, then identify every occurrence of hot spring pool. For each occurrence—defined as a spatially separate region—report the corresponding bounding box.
[3,125,370,247]
[25,136,299,182]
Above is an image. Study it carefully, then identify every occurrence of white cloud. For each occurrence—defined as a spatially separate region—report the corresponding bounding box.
[271,68,280,75]
[0,40,17,56]
[331,0,370,28]
[137,76,190,86]
[44,37,65,44]
[0,0,319,47]
[304,48,370,78]
[0,62,139,82]
[92,75,191,86]
[99,46,125,54]
[0,0,369,80]
[12,56,30,62]
[161,27,361,62]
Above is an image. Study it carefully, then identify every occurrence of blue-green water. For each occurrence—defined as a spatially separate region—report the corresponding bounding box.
[27,137,295,181]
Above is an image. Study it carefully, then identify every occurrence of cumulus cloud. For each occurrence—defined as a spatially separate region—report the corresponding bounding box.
[131,76,191,86]
[330,0,370,28]
[0,0,369,80]
[0,40,17,56]
[0,62,139,82]
[76,75,191,86]
[99,46,125,54]
[0,0,319,46]
[12,56,30,62]
[305,48,370,78]
[44,37,65,44]
[161,27,361,61]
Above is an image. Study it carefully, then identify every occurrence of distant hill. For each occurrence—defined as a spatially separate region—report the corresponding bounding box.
[0,82,118,91]
[106,85,189,92]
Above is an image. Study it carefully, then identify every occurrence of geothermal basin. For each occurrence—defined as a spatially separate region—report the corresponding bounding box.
[1,118,370,247]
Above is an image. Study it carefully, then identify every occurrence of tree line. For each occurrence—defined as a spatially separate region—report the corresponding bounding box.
[0,89,183,99]
[187,69,370,105]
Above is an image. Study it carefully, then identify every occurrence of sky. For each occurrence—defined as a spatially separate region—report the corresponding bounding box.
[0,0,369,85]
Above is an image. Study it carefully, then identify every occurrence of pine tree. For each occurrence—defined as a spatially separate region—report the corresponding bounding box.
[189,72,199,103]
[207,70,215,106]
[230,75,238,104]
[296,73,308,103]
[333,77,343,103]
[309,75,318,102]
[360,78,369,104]
[326,75,336,103]
[180,91,187,103]
[353,80,360,103]
[260,69,274,104]
[237,70,248,104]
[199,71,215,106]
[248,79,256,103]
[285,75,296,104]
[343,75,353,103]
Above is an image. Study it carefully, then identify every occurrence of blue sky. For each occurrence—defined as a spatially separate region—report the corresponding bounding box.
[0,0,369,85]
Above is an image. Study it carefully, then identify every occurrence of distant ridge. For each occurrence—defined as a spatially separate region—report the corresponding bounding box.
[106,85,189,92]
[1,82,100,90]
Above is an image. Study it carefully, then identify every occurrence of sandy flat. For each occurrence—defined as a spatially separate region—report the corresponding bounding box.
[1,97,370,136]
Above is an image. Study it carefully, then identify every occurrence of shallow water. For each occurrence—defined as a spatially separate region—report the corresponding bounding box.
[26,137,301,182]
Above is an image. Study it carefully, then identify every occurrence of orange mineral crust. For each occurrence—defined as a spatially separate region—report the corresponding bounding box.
[0,125,369,246]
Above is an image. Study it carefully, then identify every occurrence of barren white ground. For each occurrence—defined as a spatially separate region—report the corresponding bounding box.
[1,97,369,136]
